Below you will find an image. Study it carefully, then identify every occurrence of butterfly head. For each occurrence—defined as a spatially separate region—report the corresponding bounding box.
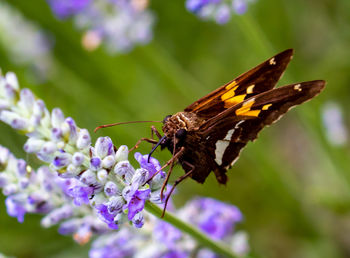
[161,113,191,149]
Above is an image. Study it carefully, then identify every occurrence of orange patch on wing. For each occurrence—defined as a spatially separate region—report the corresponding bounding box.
[262,104,272,110]
[235,98,260,117]
[239,110,261,117]
[221,85,239,101]
[225,81,237,90]
[224,94,246,108]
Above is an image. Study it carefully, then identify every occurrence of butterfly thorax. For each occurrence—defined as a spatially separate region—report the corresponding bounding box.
[162,112,204,138]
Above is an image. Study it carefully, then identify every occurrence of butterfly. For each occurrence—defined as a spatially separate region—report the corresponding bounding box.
[96,49,325,216]
[143,49,325,212]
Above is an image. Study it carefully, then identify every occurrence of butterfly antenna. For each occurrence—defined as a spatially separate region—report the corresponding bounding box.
[94,121,161,133]
[148,135,166,163]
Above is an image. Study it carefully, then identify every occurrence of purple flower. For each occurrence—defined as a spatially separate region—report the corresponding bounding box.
[67,185,94,206]
[132,212,144,228]
[5,195,26,223]
[47,0,91,19]
[95,204,118,230]
[90,157,101,170]
[134,152,165,179]
[191,198,243,239]
[123,186,150,220]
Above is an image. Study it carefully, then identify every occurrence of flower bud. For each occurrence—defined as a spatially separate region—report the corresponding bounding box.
[132,168,149,187]
[95,137,114,158]
[41,142,57,155]
[51,128,63,142]
[32,99,45,117]
[104,181,120,196]
[51,108,65,128]
[97,169,108,184]
[107,195,125,214]
[113,161,134,177]
[19,88,35,111]
[102,155,115,169]
[5,72,19,91]
[80,169,97,185]
[24,138,45,153]
[65,117,78,143]
[90,157,101,171]
[76,129,91,149]
[72,152,85,167]
[115,145,128,162]
[53,152,71,168]
[0,111,28,130]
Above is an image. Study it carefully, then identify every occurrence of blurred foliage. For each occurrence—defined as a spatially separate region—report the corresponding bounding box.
[0,0,350,257]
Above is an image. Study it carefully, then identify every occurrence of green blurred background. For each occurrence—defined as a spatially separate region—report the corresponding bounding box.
[0,0,350,257]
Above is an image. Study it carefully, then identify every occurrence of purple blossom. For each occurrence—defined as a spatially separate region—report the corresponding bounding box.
[190,198,243,239]
[5,195,26,223]
[67,185,94,206]
[95,204,118,230]
[132,212,144,228]
[90,157,101,170]
[123,186,151,220]
[48,0,91,19]
[134,152,165,179]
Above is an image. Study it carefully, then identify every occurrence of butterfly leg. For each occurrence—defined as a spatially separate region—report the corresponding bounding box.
[129,126,163,152]
[151,125,163,140]
[161,161,195,218]
[129,138,159,152]
[146,146,185,183]
[160,134,177,200]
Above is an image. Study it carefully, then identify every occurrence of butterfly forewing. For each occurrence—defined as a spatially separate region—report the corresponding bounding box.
[199,80,325,182]
[184,49,294,118]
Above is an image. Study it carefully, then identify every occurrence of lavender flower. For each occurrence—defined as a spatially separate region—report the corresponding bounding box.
[186,0,254,24]
[0,70,167,229]
[47,0,154,53]
[0,2,53,81]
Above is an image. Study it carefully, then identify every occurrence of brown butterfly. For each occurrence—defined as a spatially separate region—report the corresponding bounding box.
[97,49,325,216]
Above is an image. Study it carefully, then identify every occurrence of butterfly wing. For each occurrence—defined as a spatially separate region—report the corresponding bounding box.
[184,49,294,118]
[199,80,325,184]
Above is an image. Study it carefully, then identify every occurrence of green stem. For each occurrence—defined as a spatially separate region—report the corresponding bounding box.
[144,201,239,258]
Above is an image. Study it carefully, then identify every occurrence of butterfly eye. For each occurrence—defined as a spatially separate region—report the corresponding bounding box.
[175,129,187,139]
[163,115,172,124]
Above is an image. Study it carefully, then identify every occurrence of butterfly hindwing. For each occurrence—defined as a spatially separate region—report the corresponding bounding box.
[184,49,294,118]
[200,80,325,183]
